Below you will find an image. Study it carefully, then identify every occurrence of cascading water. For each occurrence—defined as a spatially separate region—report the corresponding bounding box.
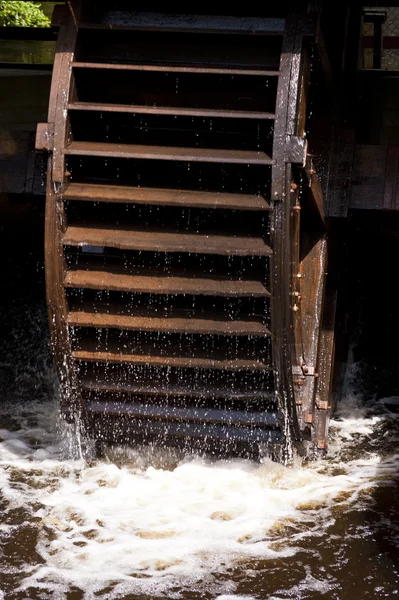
[1,304,399,600]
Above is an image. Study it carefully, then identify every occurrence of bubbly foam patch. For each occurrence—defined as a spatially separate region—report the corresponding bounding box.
[1,348,399,599]
[1,394,398,599]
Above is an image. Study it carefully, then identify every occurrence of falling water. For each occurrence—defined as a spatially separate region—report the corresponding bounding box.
[1,304,399,599]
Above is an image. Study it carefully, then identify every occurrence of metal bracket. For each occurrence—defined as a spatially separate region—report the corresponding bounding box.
[292,365,317,377]
[316,400,330,410]
[286,136,308,167]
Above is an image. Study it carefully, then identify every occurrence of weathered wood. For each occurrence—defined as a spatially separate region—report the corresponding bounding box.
[66,140,273,164]
[63,225,273,256]
[68,304,271,336]
[35,123,54,152]
[68,101,275,120]
[43,3,333,456]
[314,287,337,450]
[72,61,279,76]
[80,374,271,400]
[269,12,305,451]
[86,401,279,427]
[72,349,271,372]
[79,13,285,35]
[296,236,327,428]
[44,5,81,411]
[51,6,80,183]
[64,268,270,297]
[85,415,283,445]
[304,156,325,224]
[63,183,270,210]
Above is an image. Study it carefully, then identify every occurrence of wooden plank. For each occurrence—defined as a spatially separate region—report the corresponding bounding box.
[80,374,270,400]
[63,183,270,210]
[269,12,304,445]
[35,123,54,152]
[73,349,271,372]
[67,101,275,120]
[51,8,79,182]
[86,400,279,427]
[43,6,81,404]
[72,61,279,77]
[64,268,270,297]
[66,141,273,165]
[304,157,325,225]
[85,414,282,444]
[63,225,273,256]
[79,13,285,35]
[68,304,271,336]
[314,288,337,450]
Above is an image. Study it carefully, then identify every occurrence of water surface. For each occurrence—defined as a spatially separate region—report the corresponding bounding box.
[1,306,399,600]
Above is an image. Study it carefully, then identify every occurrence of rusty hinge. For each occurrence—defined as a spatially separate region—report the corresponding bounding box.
[35,123,54,152]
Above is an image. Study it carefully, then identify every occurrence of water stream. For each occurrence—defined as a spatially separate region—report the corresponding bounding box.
[1,304,399,599]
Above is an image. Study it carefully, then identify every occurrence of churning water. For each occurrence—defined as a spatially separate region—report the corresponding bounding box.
[1,305,399,599]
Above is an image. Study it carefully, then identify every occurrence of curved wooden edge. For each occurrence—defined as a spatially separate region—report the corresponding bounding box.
[270,12,306,455]
[45,6,81,411]
[45,155,80,408]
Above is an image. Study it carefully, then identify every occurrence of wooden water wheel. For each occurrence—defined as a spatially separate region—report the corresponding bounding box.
[37,1,334,460]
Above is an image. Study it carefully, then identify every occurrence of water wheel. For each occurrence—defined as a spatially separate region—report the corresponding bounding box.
[37,1,333,460]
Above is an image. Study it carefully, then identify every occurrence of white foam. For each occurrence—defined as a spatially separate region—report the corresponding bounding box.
[216,596,256,600]
[1,359,399,598]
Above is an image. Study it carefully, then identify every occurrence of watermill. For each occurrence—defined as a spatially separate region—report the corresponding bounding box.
[36,1,339,459]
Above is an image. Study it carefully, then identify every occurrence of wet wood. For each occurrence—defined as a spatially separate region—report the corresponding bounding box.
[296,236,327,427]
[42,4,329,455]
[72,331,271,371]
[68,101,275,120]
[35,123,54,152]
[79,13,285,35]
[72,349,271,372]
[269,12,304,445]
[68,304,271,336]
[80,374,270,400]
[64,268,270,297]
[304,157,325,225]
[63,183,270,210]
[66,140,273,164]
[86,415,283,444]
[51,6,79,183]
[314,287,337,449]
[72,61,279,76]
[44,7,81,408]
[63,225,273,256]
[86,400,279,427]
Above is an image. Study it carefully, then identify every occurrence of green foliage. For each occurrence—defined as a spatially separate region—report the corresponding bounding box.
[0,1,50,27]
